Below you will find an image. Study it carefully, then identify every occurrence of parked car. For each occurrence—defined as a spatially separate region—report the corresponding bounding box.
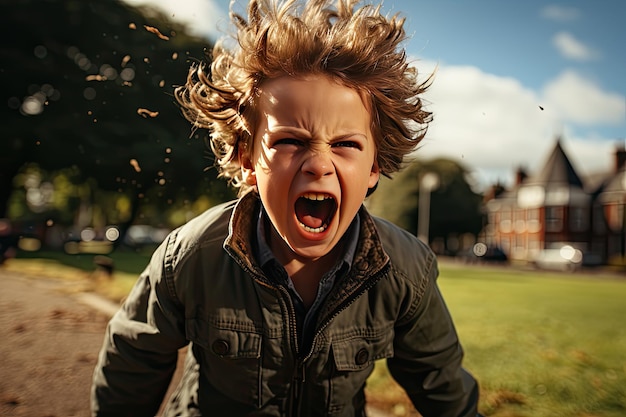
[531,245,583,272]
[123,225,170,249]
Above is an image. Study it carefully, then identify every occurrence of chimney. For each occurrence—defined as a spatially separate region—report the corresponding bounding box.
[515,166,528,185]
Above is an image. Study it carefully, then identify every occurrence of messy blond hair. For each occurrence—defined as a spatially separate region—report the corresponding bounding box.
[175,0,432,193]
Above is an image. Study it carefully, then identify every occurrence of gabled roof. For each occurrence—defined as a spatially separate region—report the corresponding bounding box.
[598,165,626,204]
[526,138,584,188]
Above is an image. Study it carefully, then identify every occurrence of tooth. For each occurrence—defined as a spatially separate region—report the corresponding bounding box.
[301,193,332,201]
[299,222,328,233]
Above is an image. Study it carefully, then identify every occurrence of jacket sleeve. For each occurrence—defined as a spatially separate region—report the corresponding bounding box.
[91,236,187,417]
[387,255,481,417]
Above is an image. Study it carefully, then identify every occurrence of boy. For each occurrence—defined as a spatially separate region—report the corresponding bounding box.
[91,0,481,416]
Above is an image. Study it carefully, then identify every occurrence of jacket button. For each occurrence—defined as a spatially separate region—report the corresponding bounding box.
[212,339,230,356]
[355,348,369,365]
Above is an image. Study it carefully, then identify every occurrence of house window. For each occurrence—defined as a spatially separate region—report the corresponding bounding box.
[592,204,605,233]
[569,207,588,232]
[528,235,541,259]
[545,206,563,232]
[514,209,526,232]
[500,208,512,233]
[527,209,539,220]
[501,236,511,253]
[526,208,540,232]
[528,235,540,251]
[515,233,526,249]
[606,203,624,231]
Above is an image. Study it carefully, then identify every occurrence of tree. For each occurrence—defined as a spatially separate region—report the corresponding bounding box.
[367,158,484,253]
[1,0,234,230]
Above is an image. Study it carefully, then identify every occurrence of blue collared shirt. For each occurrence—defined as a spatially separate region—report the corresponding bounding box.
[253,206,359,350]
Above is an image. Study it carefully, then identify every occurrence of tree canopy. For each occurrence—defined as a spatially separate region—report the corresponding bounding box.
[367,157,484,253]
[1,0,235,231]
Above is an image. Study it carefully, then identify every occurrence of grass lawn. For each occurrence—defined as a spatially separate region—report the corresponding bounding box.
[8,249,153,301]
[368,261,626,417]
[6,251,626,416]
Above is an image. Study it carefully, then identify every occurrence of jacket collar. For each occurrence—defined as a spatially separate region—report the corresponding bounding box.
[224,191,390,300]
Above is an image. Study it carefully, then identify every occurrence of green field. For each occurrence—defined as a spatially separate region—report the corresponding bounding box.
[7,252,626,416]
[368,261,626,417]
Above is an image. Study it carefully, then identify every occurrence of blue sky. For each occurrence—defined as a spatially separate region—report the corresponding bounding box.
[124,0,625,189]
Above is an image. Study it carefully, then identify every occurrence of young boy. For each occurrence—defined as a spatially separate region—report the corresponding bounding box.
[91,0,481,416]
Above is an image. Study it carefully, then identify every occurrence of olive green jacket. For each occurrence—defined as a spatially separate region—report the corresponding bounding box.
[91,192,479,416]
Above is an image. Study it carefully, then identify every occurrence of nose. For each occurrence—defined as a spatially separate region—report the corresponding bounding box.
[301,150,334,178]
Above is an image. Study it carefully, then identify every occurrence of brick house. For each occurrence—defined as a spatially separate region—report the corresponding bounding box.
[482,138,626,266]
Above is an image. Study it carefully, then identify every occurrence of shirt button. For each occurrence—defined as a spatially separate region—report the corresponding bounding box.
[355,348,369,365]
[212,339,230,356]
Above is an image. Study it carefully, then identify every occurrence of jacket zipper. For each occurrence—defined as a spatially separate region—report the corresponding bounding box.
[276,285,306,417]
[303,262,390,363]
[290,358,306,416]
[289,263,391,415]
[230,248,390,415]
[227,258,303,414]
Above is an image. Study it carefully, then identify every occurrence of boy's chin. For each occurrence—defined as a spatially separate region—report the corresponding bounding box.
[286,235,341,261]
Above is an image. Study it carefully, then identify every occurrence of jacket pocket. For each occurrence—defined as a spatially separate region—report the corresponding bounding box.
[186,317,263,408]
[328,327,394,414]
[331,328,394,371]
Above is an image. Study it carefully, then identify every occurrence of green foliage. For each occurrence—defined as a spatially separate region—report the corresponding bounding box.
[1,0,235,225]
[367,158,484,250]
[9,163,86,224]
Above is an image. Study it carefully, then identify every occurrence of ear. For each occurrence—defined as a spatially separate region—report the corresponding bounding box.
[239,147,257,186]
[367,159,380,189]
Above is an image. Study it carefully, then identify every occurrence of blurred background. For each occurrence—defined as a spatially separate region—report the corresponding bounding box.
[2,0,624,270]
[2,0,237,261]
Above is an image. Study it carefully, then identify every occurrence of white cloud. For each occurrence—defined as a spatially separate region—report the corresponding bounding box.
[552,31,600,61]
[543,70,625,125]
[562,136,616,179]
[413,62,621,189]
[418,63,557,185]
[540,5,581,22]
[122,0,229,40]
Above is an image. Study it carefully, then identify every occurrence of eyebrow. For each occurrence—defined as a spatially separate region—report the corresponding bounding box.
[266,126,368,141]
[266,126,312,137]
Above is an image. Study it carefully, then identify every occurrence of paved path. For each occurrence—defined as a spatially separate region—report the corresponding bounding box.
[0,269,112,416]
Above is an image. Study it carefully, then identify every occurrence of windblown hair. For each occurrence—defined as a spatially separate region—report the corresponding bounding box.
[175,0,432,193]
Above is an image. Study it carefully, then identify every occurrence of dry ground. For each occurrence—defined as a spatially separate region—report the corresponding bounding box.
[0,269,188,417]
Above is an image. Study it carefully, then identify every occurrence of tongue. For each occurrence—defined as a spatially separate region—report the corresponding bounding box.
[295,198,333,229]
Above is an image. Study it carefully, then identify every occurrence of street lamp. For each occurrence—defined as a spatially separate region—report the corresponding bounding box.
[417,172,439,244]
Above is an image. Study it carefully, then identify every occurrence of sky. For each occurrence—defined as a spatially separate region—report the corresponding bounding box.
[123,0,625,190]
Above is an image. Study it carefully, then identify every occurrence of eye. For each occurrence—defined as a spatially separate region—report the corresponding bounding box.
[332,140,361,150]
[274,138,304,147]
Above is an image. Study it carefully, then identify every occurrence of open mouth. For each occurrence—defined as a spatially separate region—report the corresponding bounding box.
[295,193,337,234]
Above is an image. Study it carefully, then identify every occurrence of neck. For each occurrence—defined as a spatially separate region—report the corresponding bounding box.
[267,225,344,308]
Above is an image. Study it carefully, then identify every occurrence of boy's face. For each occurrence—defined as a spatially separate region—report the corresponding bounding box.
[242,75,379,262]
